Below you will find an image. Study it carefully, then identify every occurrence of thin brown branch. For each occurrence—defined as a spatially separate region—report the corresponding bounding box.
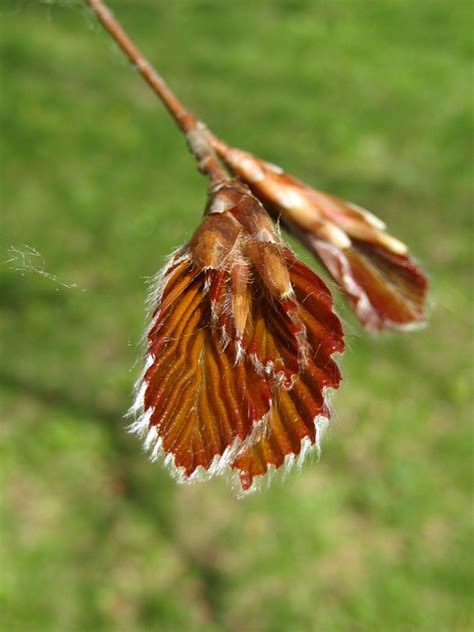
[84,0,228,185]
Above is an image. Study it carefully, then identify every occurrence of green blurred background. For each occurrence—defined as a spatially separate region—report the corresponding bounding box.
[1,1,472,630]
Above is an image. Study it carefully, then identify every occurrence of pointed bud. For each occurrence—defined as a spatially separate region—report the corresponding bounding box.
[213,143,428,331]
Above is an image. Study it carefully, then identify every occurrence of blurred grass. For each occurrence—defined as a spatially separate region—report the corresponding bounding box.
[1,1,472,630]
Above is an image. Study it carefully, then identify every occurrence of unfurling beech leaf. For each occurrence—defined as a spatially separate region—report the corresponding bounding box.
[210,141,428,331]
[129,181,344,492]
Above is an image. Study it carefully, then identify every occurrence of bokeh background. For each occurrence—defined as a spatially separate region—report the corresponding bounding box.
[1,1,472,630]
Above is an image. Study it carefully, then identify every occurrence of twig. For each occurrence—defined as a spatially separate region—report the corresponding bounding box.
[84,0,228,186]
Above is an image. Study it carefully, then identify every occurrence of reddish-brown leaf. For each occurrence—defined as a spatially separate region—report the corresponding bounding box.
[233,252,344,491]
[131,254,273,480]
